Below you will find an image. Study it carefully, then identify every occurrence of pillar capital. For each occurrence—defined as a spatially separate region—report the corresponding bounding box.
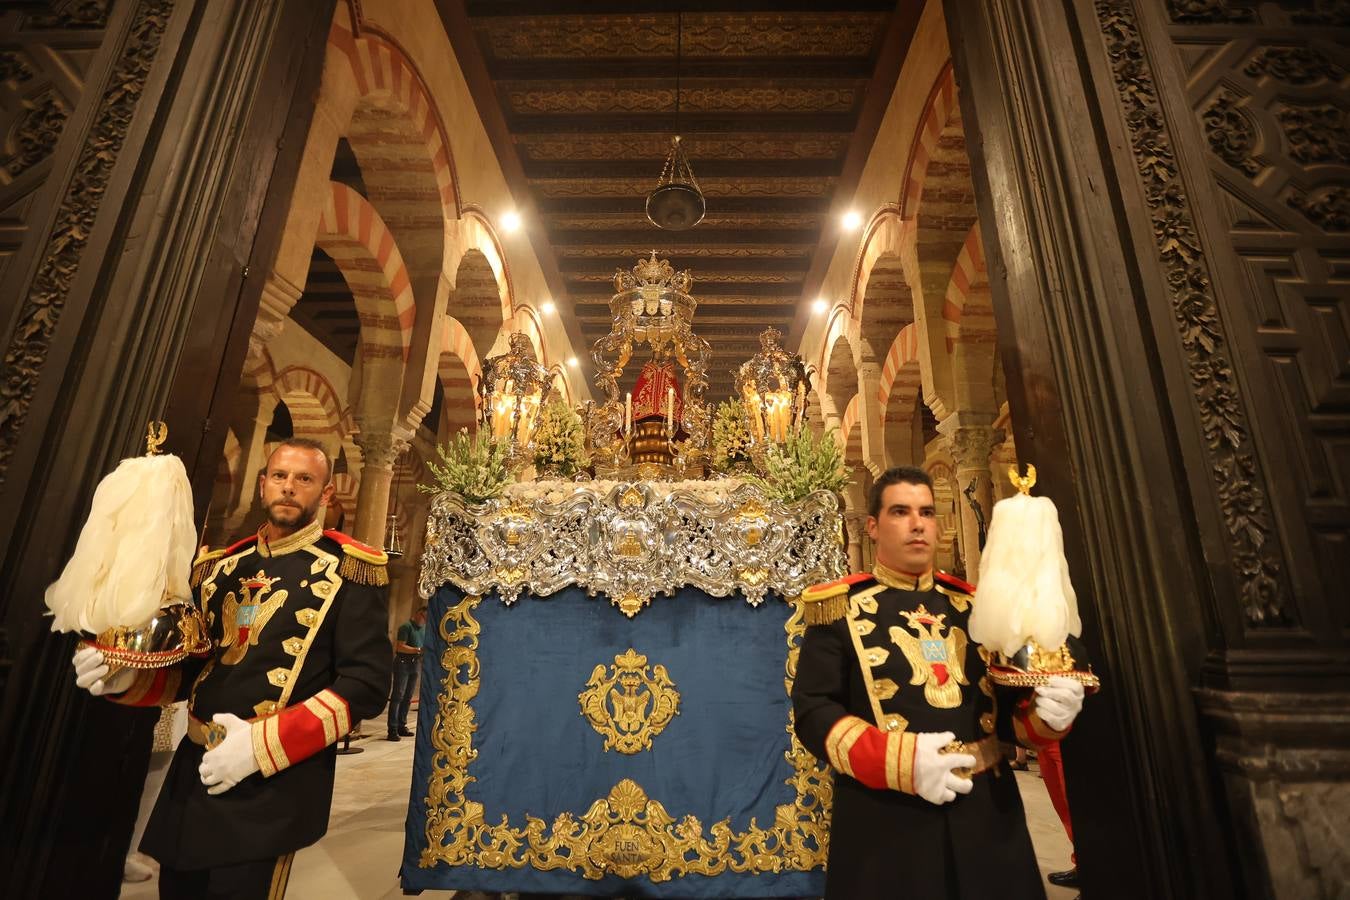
[354,431,409,473]
[936,411,999,473]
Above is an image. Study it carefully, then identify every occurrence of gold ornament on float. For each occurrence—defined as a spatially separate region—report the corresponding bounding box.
[578,647,681,754]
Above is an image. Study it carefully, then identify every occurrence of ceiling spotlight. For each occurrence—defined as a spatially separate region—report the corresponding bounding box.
[567,356,579,368]
[812,298,829,315]
[501,210,522,233]
[841,210,862,232]
[541,300,557,315]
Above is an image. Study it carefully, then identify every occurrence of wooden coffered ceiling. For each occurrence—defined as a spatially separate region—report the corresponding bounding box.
[439,0,919,401]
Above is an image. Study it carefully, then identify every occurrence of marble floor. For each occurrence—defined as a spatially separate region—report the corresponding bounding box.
[123,721,1077,899]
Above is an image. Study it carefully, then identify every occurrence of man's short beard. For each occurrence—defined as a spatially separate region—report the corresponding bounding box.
[267,500,318,529]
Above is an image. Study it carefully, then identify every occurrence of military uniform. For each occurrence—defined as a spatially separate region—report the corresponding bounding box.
[791,562,1067,900]
[109,519,393,887]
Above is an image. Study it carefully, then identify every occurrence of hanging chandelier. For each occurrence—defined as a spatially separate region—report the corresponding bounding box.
[646,12,705,231]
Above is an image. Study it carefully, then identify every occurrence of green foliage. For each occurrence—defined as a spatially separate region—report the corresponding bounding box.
[418,428,512,505]
[749,426,851,503]
[710,399,754,473]
[532,398,590,477]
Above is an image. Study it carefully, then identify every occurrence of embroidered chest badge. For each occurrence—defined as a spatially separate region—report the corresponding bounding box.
[889,604,969,709]
[219,574,288,665]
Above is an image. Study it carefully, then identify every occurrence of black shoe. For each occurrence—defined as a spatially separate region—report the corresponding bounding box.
[1048,867,1078,888]
[398,727,413,737]
[386,732,401,742]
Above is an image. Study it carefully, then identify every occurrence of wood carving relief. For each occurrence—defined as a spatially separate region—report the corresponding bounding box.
[0,0,173,485]
[1095,0,1292,625]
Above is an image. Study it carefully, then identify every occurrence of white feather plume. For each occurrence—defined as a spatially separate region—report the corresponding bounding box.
[969,492,1082,657]
[44,454,197,635]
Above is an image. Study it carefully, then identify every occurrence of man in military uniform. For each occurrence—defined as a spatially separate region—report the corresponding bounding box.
[792,466,1085,899]
[73,437,393,899]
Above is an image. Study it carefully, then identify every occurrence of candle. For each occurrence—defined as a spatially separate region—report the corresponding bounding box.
[666,387,674,434]
[625,393,632,434]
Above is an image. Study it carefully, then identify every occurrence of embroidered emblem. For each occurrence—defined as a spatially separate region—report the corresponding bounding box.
[578,648,681,754]
[219,575,287,665]
[889,604,969,709]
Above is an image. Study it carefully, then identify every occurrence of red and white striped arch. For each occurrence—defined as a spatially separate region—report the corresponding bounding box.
[317,182,416,361]
[327,20,459,222]
[273,366,349,441]
[900,61,957,222]
[940,225,994,345]
[438,315,481,435]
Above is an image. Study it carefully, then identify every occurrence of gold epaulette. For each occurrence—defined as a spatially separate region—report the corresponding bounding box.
[324,530,389,586]
[800,573,874,626]
[189,549,224,589]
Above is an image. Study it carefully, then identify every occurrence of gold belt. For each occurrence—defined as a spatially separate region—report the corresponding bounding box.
[941,734,1004,779]
[186,713,256,750]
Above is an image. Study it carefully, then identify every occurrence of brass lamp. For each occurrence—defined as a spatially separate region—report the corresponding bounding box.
[735,327,810,467]
[477,332,557,469]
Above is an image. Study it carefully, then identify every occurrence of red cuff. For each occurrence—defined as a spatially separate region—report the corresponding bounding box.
[823,715,918,793]
[251,689,351,777]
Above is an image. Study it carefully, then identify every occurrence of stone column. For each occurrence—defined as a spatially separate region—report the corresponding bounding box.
[844,514,866,573]
[937,412,997,581]
[353,432,408,548]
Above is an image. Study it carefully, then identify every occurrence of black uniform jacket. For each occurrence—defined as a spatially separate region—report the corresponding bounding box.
[140,520,392,869]
[791,563,1046,900]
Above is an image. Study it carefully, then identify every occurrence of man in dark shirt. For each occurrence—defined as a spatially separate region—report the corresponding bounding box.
[387,605,427,741]
[73,438,392,899]
[791,465,1085,899]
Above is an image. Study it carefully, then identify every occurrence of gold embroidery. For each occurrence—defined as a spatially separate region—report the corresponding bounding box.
[889,605,969,709]
[219,575,287,666]
[254,700,279,717]
[898,732,917,793]
[882,714,906,732]
[283,637,305,656]
[884,731,901,790]
[419,593,831,877]
[273,547,343,709]
[295,609,319,628]
[871,678,899,700]
[257,519,323,558]
[935,582,970,612]
[267,667,290,687]
[578,648,681,754]
[872,562,933,592]
[853,619,875,636]
[864,647,890,667]
[825,716,869,776]
[843,584,890,726]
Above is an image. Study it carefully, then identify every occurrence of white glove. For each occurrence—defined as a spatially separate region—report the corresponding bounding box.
[913,731,977,806]
[1034,675,1085,732]
[72,646,135,696]
[198,713,260,796]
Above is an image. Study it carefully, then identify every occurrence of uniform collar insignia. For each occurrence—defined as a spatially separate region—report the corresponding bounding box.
[257,518,323,558]
[872,561,934,592]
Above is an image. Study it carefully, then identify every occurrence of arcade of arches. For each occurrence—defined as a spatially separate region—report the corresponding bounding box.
[0,1,1346,898]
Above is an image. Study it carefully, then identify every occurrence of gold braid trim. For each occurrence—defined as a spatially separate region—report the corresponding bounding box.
[190,550,225,589]
[339,546,389,586]
[800,583,848,625]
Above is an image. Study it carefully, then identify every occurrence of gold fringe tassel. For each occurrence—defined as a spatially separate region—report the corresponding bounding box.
[803,591,848,626]
[339,553,388,586]
[190,555,220,590]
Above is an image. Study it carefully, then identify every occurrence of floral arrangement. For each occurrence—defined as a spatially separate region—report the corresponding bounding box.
[710,399,754,473]
[532,398,591,477]
[418,428,512,505]
[749,425,851,503]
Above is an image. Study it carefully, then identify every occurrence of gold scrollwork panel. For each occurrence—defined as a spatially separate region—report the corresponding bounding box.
[420,593,830,880]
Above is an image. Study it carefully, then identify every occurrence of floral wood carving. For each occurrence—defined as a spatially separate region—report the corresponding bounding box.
[1164,0,1256,23]
[1244,47,1346,85]
[1290,0,1350,26]
[0,51,37,86]
[1202,92,1261,177]
[1275,103,1350,166]
[1287,186,1349,232]
[1095,0,1290,625]
[24,0,112,29]
[3,91,69,177]
[0,0,173,486]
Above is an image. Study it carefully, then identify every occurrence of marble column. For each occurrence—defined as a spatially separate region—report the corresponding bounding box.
[937,412,997,581]
[353,432,408,548]
[844,514,866,573]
